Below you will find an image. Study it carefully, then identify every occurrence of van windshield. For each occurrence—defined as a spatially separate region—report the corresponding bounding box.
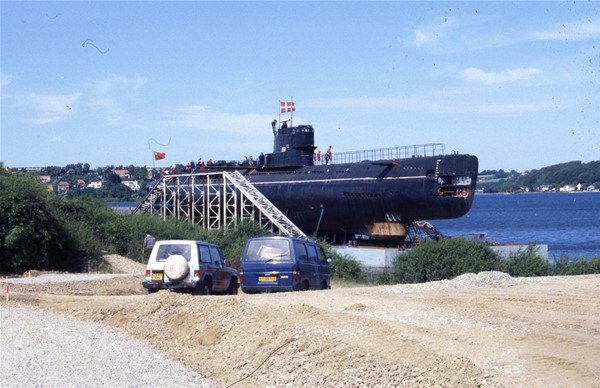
[245,239,291,261]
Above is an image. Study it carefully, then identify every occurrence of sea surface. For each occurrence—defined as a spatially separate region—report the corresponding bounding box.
[432,192,600,260]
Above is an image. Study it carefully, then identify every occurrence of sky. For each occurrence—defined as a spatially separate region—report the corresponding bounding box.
[1,1,599,172]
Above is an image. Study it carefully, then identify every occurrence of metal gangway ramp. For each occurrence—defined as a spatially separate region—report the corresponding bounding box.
[134,170,306,238]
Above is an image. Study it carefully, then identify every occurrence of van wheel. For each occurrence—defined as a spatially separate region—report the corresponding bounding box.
[202,280,213,295]
[297,280,309,291]
[193,280,212,296]
[321,280,329,290]
[227,280,238,295]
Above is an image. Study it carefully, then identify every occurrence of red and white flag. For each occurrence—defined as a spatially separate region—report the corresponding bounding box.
[153,151,166,160]
[280,101,295,113]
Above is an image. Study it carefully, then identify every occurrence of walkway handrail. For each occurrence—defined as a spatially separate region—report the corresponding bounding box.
[332,143,445,165]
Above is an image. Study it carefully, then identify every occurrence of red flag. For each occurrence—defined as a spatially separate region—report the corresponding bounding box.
[153,151,166,160]
[280,101,295,113]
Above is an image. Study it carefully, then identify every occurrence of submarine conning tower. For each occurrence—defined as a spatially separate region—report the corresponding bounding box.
[264,124,316,169]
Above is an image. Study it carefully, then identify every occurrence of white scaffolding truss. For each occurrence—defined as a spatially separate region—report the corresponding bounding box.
[134,171,306,238]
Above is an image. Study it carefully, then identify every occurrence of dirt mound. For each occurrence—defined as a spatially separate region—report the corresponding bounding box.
[104,253,147,275]
[4,256,599,387]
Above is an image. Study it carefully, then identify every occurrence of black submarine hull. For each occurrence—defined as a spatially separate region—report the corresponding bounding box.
[245,153,478,240]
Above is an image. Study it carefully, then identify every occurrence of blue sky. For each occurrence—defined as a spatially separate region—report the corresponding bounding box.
[1,1,599,172]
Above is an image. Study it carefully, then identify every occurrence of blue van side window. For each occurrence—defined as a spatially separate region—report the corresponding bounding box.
[246,239,291,261]
[295,241,309,262]
[306,244,319,263]
[317,246,328,262]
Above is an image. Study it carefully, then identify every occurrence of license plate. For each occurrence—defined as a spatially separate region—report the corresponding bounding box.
[258,275,277,282]
[151,272,163,281]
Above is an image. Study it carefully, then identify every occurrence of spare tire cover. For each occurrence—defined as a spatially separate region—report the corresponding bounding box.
[164,255,189,281]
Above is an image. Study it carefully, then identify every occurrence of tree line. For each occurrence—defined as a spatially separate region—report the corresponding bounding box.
[2,162,598,279]
[478,160,600,193]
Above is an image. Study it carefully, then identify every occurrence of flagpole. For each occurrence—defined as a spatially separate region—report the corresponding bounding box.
[278,100,281,129]
[152,151,156,178]
[290,96,294,127]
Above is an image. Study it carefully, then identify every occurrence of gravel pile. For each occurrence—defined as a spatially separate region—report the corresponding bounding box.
[378,271,527,294]
[4,256,576,388]
[0,306,214,388]
[104,254,147,275]
[7,273,133,285]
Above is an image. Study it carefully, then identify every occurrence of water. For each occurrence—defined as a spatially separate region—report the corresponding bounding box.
[433,192,600,260]
[109,202,138,215]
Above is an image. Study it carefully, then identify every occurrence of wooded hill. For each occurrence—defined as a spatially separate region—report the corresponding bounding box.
[478,161,600,193]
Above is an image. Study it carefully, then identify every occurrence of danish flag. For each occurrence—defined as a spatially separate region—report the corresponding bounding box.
[280,101,295,113]
[153,151,166,160]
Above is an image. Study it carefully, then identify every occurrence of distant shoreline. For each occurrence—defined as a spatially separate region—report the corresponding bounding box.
[477,190,600,195]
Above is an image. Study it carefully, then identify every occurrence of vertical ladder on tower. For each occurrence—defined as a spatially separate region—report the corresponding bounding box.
[223,171,306,238]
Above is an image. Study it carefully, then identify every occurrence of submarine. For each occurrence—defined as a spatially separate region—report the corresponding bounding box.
[141,119,479,243]
[242,122,478,242]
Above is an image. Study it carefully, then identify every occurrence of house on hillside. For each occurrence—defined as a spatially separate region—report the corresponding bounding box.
[114,169,130,179]
[57,181,70,194]
[558,184,581,193]
[76,179,86,189]
[38,175,51,183]
[87,179,102,189]
[122,180,140,191]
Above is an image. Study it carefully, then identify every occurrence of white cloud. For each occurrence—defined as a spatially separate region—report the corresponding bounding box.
[1,72,16,87]
[412,29,437,47]
[307,91,569,116]
[406,14,600,55]
[94,73,148,95]
[532,17,600,41]
[461,67,541,85]
[169,105,273,134]
[22,92,81,124]
[405,14,500,54]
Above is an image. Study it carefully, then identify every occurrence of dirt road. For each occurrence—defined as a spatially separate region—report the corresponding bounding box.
[3,255,599,387]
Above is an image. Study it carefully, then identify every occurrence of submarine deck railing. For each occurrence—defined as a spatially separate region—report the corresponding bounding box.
[331,143,445,165]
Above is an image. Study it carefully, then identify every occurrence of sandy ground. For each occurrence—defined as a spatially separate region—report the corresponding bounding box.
[2,254,599,387]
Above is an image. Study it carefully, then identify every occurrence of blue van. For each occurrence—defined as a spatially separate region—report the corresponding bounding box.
[240,236,331,293]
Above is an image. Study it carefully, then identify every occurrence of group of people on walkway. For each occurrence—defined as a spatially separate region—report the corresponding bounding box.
[156,144,331,177]
[314,145,332,165]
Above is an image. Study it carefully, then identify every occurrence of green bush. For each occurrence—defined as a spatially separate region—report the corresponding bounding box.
[374,268,394,285]
[500,245,549,277]
[308,238,367,282]
[100,214,269,266]
[49,219,102,272]
[0,173,103,274]
[550,256,600,275]
[389,238,501,284]
[330,253,366,281]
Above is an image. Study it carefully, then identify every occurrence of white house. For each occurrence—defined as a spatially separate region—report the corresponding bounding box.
[87,180,103,189]
[114,169,131,179]
[122,180,140,191]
